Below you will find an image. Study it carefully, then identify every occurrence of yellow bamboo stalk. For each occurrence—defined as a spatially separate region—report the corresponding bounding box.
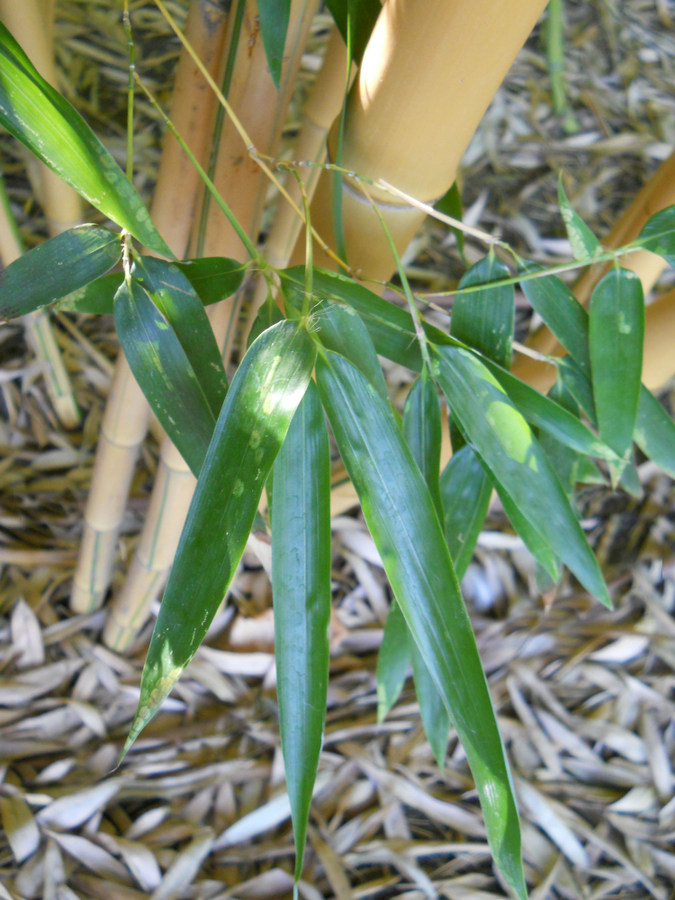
[0,0,82,427]
[243,27,353,339]
[303,0,549,280]
[103,0,318,652]
[513,149,675,393]
[71,0,229,614]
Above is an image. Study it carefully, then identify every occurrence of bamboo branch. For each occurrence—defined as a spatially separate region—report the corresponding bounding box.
[72,0,230,614]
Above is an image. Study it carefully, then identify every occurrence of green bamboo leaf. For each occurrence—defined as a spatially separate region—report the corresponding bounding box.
[589,267,644,460]
[557,356,597,422]
[56,272,122,315]
[434,345,610,607]
[113,279,216,476]
[520,270,591,375]
[435,182,465,260]
[538,380,581,498]
[132,257,228,417]
[175,257,248,306]
[558,176,601,261]
[324,0,381,64]
[636,205,675,268]
[402,373,450,768]
[634,385,675,479]
[0,225,120,320]
[451,254,514,369]
[484,358,617,462]
[440,445,492,582]
[247,300,285,348]
[316,350,527,900]
[257,0,290,89]
[491,476,560,582]
[376,600,411,722]
[272,381,331,881]
[0,24,172,257]
[124,322,316,754]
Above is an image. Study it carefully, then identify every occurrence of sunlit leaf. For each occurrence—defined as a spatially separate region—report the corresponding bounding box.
[452,253,514,369]
[123,322,316,754]
[257,0,290,89]
[0,24,171,256]
[0,225,120,320]
[132,257,228,418]
[433,345,610,607]
[113,278,216,476]
[272,381,331,881]
[589,267,644,461]
[558,175,601,261]
[316,350,527,900]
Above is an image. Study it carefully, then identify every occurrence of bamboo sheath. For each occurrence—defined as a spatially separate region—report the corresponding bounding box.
[512,150,675,394]
[71,0,230,614]
[103,0,319,652]
[0,0,82,428]
[303,0,550,279]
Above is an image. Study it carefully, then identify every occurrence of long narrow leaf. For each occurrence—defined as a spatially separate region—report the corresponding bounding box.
[558,176,601,262]
[316,350,527,900]
[175,257,247,306]
[634,385,675,479]
[520,271,591,375]
[589,267,644,459]
[451,254,514,369]
[0,24,171,257]
[636,205,675,268]
[124,322,316,753]
[434,345,610,607]
[113,278,216,476]
[272,382,331,881]
[257,0,291,89]
[440,445,492,582]
[376,600,411,722]
[132,257,228,417]
[0,225,120,320]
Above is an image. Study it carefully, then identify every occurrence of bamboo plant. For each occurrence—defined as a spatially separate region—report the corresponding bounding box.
[2,2,675,897]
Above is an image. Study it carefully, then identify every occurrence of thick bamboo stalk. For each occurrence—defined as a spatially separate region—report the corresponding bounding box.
[513,149,675,393]
[103,0,318,652]
[303,0,549,280]
[71,0,229,614]
[0,0,82,427]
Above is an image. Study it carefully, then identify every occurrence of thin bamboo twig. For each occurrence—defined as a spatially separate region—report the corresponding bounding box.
[0,0,82,427]
[103,0,318,652]
[71,0,230,614]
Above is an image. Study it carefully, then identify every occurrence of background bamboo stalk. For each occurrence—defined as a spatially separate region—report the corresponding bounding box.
[302,0,550,280]
[512,149,675,393]
[103,0,318,652]
[243,27,352,339]
[0,0,82,427]
[71,0,229,614]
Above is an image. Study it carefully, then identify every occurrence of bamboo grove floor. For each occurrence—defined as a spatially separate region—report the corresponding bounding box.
[0,1,674,897]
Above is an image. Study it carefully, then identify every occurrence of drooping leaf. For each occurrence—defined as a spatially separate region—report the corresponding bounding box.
[440,445,492,582]
[123,322,316,754]
[589,267,644,461]
[56,272,122,315]
[558,175,601,261]
[451,254,514,369]
[0,225,120,320]
[113,279,216,476]
[520,270,591,375]
[557,356,597,423]
[132,257,228,417]
[316,350,527,900]
[636,205,675,268]
[0,24,171,257]
[538,379,582,498]
[402,373,450,768]
[634,385,675,479]
[175,257,248,307]
[257,0,290,89]
[433,345,610,607]
[434,182,465,259]
[272,381,331,881]
[491,476,560,582]
[324,0,381,64]
[376,600,411,722]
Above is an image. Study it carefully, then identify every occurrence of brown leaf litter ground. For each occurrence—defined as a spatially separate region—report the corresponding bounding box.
[0,1,674,897]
